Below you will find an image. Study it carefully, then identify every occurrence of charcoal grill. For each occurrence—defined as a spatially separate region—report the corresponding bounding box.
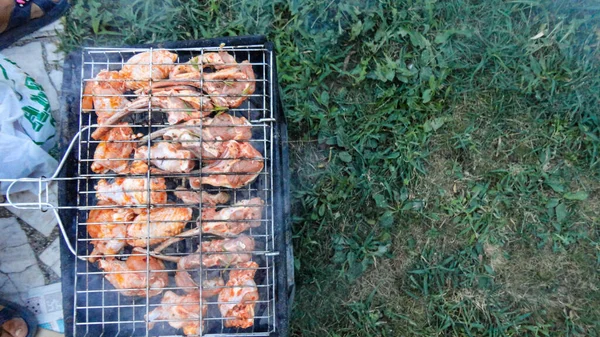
[3,35,292,337]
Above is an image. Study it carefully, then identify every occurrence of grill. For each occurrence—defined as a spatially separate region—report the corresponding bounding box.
[4,36,291,337]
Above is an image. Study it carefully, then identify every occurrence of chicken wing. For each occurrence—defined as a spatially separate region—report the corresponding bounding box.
[147,291,207,336]
[200,277,225,298]
[129,142,195,174]
[119,50,177,91]
[218,261,259,328]
[91,90,213,140]
[163,123,253,163]
[200,197,264,237]
[96,177,167,206]
[98,249,168,297]
[86,202,136,262]
[202,61,256,109]
[174,188,230,206]
[139,112,252,145]
[178,235,255,269]
[169,52,238,78]
[172,236,254,294]
[91,124,136,174]
[126,207,193,247]
[163,52,256,109]
[82,70,129,123]
[174,269,225,296]
[189,141,263,189]
[151,198,263,253]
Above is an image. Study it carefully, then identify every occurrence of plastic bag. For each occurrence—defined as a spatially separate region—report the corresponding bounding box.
[0,54,58,194]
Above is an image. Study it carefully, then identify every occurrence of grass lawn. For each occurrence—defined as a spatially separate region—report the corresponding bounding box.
[60,0,599,335]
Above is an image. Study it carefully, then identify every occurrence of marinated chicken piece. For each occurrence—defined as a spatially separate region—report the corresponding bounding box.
[174,270,225,296]
[169,52,238,78]
[164,52,256,109]
[179,235,255,269]
[201,235,256,267]
[152,198,263,253]
[163,126,253,163]
[153,87,213,123]
[171,236,254,295]
[82,70,129,123]
[91,91,212,140]
[202,61,256,109]
[126,207,193,247]
[91,124,136,174]
[86,202,136,262]
[201,197,264,236]
[202,112,253,140]
[139,113,252,145]
[96,177,167,206]
[174,188,230,206]
[119,50,177,91]
[218,261,259,328]
[98,249,168,297]
[147,291,207,336]
[129,142,195,174]
[189,141,263,189]
[200,277,225,298]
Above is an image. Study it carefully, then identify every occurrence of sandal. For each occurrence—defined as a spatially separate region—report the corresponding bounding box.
[0,0,69,50]
[0,300,37,337]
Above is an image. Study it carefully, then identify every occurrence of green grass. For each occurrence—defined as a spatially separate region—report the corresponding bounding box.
[60,0,600,335]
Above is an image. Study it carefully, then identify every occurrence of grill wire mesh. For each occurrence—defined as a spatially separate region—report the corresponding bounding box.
[73,45,277,337]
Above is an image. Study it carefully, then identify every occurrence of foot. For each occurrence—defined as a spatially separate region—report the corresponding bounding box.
[0,0,61,34]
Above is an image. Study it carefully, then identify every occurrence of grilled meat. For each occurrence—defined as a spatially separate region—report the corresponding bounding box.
[200,197,264,237]
[147,291,207,336]
[98,249,168,297]
[82,70,129,123]
[218,261,259,328]
[174,188,230,206]
[161,52,256,109]
[96,177,167,206]
[130,142,195,174]
[189,141,263,189]
[119,50,177,91]
[175,235,255,270]
[126,207,193,247]
[86,202,135,262]
[151,198,263,253]
[91,124,136,174]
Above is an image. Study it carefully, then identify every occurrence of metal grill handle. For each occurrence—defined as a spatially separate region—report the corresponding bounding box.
[0,126,94,261]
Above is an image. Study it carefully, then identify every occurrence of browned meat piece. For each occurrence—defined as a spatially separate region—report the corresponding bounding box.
[200,197,264,236]
[189,141,263,189]
[119,50,177,91]
[172,236,254,294]
[147,291,207,336]
[174,188,230,206]
[91,92,212,140]
[151,198,263,253]
[218,261,259,328]
[177,235,255,270]
[91,124,136,174]
[129,142,195,174]
[126,207,193,247]
[86,202,135,262]
[95,177,167,206]
[81,70,129,123]
[159,52,256,109]
[98,249,168,297]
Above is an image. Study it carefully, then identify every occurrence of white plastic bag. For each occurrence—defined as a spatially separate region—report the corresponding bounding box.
[0,54,58,194]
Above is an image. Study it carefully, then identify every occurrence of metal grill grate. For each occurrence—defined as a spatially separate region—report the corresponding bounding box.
[73,45,278,337]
